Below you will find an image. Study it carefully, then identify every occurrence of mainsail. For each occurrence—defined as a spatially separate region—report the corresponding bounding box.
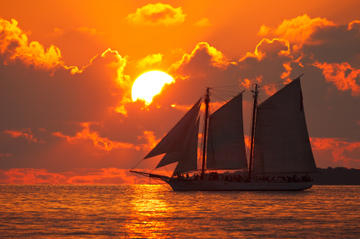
[253,79,316,175]
[206,93,248,170]
[144,99,201,174]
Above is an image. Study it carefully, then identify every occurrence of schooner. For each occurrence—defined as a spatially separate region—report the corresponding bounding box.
[130,76,316,191]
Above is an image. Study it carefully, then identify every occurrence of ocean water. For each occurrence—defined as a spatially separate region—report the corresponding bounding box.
[0,185,359,238]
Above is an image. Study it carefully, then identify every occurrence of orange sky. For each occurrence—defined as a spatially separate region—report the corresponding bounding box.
[0,0,359,184]
[2,0,359,67]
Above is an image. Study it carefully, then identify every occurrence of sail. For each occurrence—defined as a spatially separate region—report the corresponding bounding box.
[206,93,248,170]
[155,118,199,173]
[156,152,181,168]
[253,78,316,175]
[144,99,201,159]
[172,119,200,174]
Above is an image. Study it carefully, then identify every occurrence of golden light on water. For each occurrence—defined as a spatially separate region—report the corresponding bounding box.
[126,185,173,238]
[131,70,174,105]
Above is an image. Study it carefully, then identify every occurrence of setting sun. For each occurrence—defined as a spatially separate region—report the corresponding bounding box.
[131,70,174,105]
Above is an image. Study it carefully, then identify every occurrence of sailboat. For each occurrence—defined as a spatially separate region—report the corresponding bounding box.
[130,76,317,191]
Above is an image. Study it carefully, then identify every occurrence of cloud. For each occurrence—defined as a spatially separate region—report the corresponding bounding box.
[314,62,360,96]
[236,38,295,90]
[48,26,107,67]
[156,37,295,106]
[127,3,186,26]
[301,24,360,67]
[266,14,360,115]
[258,14,335,50]
[348,20,360,31]
[0,168,151,184]
[311,138,360,168]
[0,18,63,70]
[65,168,144,184]
[194,18,211,27]
[137,53,163,69]
[173,41,229,81]
[0,153,12,160]
[3,129,39,143]
[76,26,99,36]
[153,42,231,105]
[0,168,66,184]
[53,122,141,152]
[0,46,129,133]
[254,38,290,59]
[137,130,158,152]
[259,14,360,68]
[52,27,65,37]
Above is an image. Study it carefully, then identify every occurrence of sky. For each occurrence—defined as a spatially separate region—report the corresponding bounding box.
[0,0,359,184]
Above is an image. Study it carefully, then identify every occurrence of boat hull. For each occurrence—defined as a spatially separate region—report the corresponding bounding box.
[166,180,313,191]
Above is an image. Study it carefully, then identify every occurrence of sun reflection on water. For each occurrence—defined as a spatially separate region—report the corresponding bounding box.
[125,184,173,238]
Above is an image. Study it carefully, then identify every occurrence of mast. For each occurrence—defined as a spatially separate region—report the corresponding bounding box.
[248,83,258,180]
[201,87,210,178]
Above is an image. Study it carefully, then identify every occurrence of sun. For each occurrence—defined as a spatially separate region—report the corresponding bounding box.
[131,70,174,105]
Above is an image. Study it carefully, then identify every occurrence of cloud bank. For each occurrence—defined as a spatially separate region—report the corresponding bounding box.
[0,14,359,184]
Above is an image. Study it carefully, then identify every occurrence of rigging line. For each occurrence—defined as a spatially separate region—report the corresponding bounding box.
[211,89,244,95]
[212,86,245,91]
[212,90,241,97]
[131,157,144,169]
[212,83,240,86]
[212,89,243,99]
[212,93,226,99]
[212,89,240,96]
[212,88,248,96]
[257,78,293,89]
[212,85,239,90]
[213,87,240,91]
[212,89,237,93]
[248,74,303,89]
[210,93,231,103]
[258,83,284,89]
[212,94,238,101]
[212,84,241,88]
[257,74,304,91]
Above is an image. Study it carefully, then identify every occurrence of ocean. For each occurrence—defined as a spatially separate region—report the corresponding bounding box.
[0,185,359,238]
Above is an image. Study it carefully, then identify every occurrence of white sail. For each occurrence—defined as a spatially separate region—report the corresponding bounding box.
[253,79,316,175]
[206,93,248,170]
[144,99,201,159]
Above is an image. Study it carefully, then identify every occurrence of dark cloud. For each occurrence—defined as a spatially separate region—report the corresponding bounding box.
[0,49,127,133]
[302,22,360,67]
